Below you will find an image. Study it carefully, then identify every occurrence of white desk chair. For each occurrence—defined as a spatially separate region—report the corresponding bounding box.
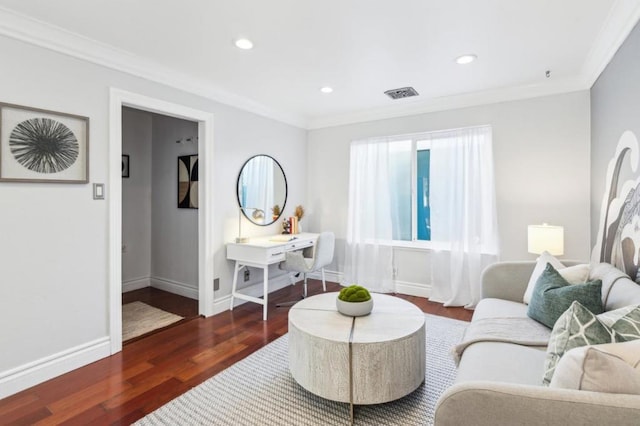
[279,231,335,299]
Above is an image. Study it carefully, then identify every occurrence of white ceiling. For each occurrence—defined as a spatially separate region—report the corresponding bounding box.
[0,0,639,129]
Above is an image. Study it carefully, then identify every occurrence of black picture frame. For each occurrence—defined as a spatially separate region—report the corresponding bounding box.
[122,154,130,178]
[178,154,198,209]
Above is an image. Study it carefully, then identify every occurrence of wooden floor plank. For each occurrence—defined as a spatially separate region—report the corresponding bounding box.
[0,282,472,425]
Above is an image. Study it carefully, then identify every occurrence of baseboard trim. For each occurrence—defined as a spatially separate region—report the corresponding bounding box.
[122,276,151,293]
[307,269,342,285]
[150,277,198,300]
[395,281,432,298]
[0,337,110,399]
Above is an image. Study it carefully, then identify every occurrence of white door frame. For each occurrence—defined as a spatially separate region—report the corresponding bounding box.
[108,88,215,354]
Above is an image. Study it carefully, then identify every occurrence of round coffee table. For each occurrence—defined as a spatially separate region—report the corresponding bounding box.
[288,292,425,407]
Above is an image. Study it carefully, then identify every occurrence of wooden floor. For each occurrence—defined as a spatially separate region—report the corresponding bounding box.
[0,282,472,425]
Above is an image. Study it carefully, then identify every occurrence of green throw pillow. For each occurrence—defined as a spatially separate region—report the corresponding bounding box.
[543,301,640,386]
[612,306,640,340]
[527,263,603,328]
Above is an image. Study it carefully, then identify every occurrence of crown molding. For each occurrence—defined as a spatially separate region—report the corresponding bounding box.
[580,0,640,87]
[0,6,309,129]
[0,3,638,131]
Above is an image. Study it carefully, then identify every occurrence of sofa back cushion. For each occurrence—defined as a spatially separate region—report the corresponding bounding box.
[590,263,640,310]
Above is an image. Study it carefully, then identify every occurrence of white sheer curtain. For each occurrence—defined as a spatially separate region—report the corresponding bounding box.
[343,139,396,293]
[428,126,500,307]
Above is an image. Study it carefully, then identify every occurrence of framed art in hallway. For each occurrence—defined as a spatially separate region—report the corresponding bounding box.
[178,154,198,208]
[0,102,89,183]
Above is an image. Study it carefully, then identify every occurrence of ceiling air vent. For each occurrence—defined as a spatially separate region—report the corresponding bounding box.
[384,87,419,100]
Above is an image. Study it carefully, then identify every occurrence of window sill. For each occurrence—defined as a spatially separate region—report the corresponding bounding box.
[388,240,445,251]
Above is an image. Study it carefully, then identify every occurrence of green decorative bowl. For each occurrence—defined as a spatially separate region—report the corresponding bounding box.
[336,297,373,317]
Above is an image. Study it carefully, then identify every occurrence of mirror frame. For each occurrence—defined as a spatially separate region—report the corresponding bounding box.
[236,154,288,226]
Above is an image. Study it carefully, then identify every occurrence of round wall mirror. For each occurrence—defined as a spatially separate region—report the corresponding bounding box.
[237,155,287,226]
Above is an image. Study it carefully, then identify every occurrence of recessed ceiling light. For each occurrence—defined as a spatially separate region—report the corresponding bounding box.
[235,38,253,50]
[320,87,333,94]
[455,54,477,65]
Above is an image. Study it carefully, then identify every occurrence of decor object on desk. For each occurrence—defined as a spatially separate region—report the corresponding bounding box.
[294,205,304,232]
[281,217,291,234]
[0,102,89,183]
[178,154,198,209]
[336,284,373,316]
[122,154,130,178]
[236,207,265,243]
[271,204,281,221]
[289,216,299,234]
[237,154,287,226]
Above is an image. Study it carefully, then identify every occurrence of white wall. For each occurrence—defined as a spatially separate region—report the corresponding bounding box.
[150,114,199,298]
[307,92,591,294]
[122,107,152,290]
[0,34,307,397]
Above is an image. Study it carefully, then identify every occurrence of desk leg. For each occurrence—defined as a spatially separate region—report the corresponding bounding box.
[230,261,240,311]
[262,266,269,321]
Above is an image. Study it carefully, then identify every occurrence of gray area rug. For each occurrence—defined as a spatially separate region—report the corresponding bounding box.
[122,301,184,341]
[135,314,467,425]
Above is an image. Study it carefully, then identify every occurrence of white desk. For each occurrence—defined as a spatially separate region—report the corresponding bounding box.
[227,233,318,320]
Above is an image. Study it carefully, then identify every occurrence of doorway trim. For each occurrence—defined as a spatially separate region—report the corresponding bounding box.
[108,88,215,354]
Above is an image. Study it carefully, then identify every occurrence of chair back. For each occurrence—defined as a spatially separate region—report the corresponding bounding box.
[312,232,335,270]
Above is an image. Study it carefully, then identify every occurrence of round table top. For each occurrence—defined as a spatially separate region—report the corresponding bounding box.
[289,292,425,344]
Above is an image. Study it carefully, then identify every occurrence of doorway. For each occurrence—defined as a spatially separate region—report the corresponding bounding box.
[120,107,200,343]
[108,89,215,354]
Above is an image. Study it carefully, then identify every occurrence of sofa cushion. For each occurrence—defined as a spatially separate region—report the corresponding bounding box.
[543,301,627,386]
[527,263,603,328]
[456,341,547,386]
[589,262,640,309]
[473,298,531,321]
[549,340,640,394]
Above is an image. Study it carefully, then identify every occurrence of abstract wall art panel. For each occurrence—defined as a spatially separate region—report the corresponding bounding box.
[178,154,198,209]
[0,102,89,183]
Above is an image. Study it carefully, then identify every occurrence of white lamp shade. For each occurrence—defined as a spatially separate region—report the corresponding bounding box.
[528,224,564,255]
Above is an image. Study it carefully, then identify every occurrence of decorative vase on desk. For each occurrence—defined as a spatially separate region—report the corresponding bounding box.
[336,285,373,316]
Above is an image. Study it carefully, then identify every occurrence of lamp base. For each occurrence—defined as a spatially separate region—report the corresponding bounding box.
[235,236,250,243]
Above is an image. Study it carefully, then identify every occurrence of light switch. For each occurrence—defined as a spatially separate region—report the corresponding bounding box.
[93,183,105,200]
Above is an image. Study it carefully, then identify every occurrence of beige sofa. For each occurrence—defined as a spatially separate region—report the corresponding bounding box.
[434,261,640,426]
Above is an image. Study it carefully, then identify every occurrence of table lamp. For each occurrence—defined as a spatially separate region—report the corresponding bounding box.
[527,223,564,256]
[236,207,265,243]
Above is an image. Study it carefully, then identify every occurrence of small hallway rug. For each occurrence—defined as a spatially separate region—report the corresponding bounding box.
[122,301,184,341]
[135,314,468,426]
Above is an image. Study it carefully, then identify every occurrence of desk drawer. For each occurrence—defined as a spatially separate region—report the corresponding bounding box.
[266,239,314,262]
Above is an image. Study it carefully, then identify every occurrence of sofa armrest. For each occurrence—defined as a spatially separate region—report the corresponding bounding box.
[480,261,536,302]
[435,381,640,426]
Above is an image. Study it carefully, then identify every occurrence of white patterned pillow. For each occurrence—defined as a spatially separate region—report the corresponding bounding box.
[543,301,623,385]
[523,252,589,304]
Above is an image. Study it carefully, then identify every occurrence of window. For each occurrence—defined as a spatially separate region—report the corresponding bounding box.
[387,139,432,242]
[347,125,496,251]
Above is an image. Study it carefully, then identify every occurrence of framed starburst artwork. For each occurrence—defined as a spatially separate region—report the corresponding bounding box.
[0,102,89,183]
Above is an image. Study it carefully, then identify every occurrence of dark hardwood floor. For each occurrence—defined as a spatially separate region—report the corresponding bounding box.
[0,282,472,425]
